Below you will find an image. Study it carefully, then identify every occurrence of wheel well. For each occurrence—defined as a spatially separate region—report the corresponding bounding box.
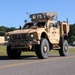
[41,32,48,39]
[64,35,68,40]
[41,32,53,50]
[59,35,68,47]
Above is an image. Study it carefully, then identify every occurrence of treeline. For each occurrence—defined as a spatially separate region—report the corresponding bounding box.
[0,24,75,43]
[68,24,75,43]
[0,26,17,36]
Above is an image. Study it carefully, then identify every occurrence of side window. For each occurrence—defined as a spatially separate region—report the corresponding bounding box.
[49,23,54,28]
[49,23,59,28]
[55,23,59,28]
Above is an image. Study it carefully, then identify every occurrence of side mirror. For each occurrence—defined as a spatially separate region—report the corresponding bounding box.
[19,26,22,30]
[24,20,27,23]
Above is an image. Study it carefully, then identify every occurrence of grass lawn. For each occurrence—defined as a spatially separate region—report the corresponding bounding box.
[0,45,7,56]
[0,45,75,56]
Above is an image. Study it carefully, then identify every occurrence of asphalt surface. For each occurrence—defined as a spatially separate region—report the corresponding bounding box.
[0,53,75,75]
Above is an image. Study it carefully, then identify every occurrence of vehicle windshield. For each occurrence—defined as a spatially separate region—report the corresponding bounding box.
[23,22,46,29]
[36,22,46,28]
[23,23,33,29]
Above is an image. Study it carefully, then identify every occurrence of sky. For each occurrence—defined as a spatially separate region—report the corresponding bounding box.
[0,0,75,28]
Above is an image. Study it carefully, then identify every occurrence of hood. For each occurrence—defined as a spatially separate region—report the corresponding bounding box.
[7,28,45,35]
[7,29,30,34]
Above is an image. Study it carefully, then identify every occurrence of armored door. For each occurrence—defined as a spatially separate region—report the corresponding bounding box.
[48,22,60,44]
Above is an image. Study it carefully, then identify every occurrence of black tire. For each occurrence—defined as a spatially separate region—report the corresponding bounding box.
[35,38,49,59]
[59,40,69,56]
[7,46,21,59]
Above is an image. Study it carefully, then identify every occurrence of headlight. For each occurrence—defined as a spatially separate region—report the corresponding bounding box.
[30,34,34,38]
[7,36,10,39]
[5,33,10,41]
[30,32,38,39]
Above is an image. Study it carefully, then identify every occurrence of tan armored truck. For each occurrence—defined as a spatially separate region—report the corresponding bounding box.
[5,12,69,59]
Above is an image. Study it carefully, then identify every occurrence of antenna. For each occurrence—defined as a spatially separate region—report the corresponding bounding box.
[26,12,29,21]
[66,17,68,24]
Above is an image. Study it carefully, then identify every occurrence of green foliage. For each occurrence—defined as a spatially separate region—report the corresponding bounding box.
[0,26,17,36]
[69,24,75,43]
[0,31,5,36]
[70,35,75,42]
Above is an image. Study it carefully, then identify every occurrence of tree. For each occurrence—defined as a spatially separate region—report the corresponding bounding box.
[68,24,75,43]
[0,26,17,36]
[70,35,75,43]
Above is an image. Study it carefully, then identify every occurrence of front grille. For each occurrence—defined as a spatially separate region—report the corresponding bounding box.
[11,34,27,40]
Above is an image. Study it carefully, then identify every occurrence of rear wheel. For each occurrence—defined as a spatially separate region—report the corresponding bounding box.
[7,46,21,59]
[59,40,69,56]
[35,38,49,59]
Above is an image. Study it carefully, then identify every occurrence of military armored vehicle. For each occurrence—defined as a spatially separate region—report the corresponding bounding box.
[5,12,69,59]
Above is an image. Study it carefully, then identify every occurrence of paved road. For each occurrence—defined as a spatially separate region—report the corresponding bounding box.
[0,53,75,75]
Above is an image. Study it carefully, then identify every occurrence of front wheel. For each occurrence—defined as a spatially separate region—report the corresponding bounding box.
[59,40,69,56]
[7,46,21,59]
[35,38,49,59]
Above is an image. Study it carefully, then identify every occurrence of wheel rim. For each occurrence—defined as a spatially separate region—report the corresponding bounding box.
[64,44,68,52]
[43,45,47,53]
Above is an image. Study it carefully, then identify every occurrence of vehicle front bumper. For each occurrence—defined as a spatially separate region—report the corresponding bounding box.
[8,40,40,49]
